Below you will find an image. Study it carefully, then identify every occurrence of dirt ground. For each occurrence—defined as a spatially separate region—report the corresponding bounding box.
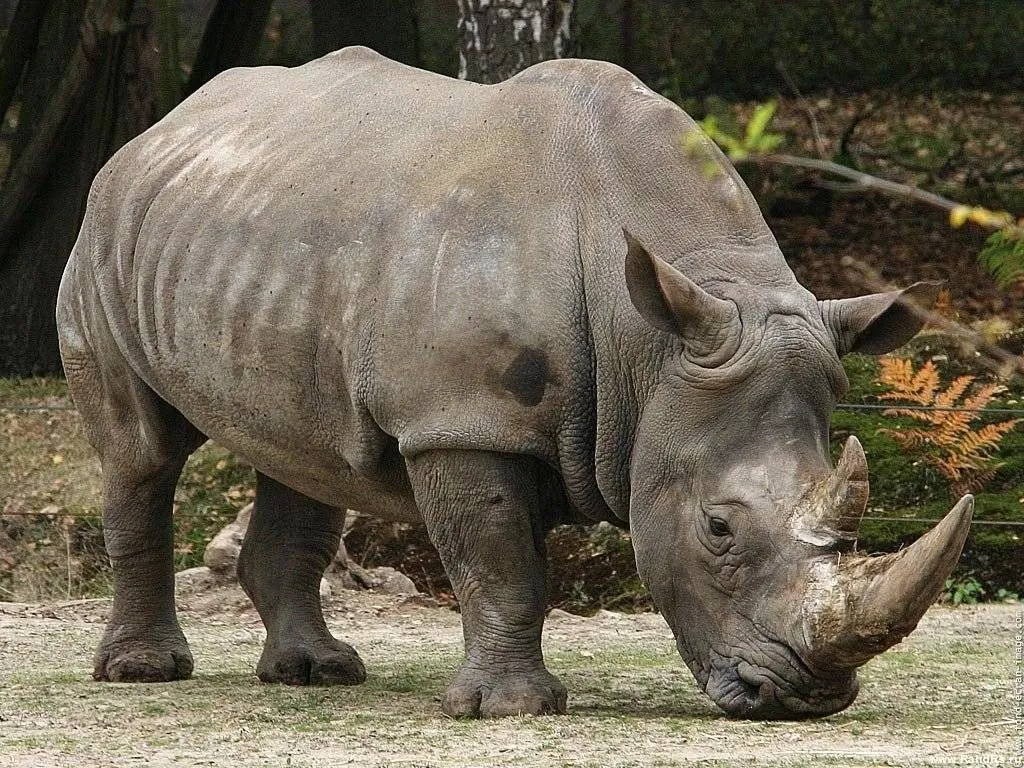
[0,578,1019,768]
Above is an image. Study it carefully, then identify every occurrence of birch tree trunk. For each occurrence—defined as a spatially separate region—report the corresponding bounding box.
[457,0,574,84]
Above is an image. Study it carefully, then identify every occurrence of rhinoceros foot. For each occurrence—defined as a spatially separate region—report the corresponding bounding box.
[256,639,366,686]
[94,638,194,683]
[443,665,567,718]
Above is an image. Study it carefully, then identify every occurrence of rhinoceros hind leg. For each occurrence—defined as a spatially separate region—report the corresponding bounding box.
[238,472,366,686]
[67,358,202,683]
[406,450,566,717]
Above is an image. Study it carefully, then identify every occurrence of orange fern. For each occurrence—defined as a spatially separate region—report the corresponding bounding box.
[876,357,1020,495]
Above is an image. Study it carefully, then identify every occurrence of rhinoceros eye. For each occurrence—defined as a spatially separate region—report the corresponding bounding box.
[709,516,731,537]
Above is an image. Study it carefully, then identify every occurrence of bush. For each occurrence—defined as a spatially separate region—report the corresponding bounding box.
[576,0,1024,97]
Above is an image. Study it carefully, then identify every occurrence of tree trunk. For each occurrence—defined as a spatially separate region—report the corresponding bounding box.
[0,0,170,374]
[184,0,273,95]
[309,0,420,66]
[457,0,575,84]
[620,0,634,73]
[0,0,55,124]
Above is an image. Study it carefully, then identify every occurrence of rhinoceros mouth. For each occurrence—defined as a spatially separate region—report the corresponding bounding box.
[704,644,859,720]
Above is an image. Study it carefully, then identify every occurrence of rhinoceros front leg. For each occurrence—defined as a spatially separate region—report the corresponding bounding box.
[406,450,566,717]
[237,472,366,686]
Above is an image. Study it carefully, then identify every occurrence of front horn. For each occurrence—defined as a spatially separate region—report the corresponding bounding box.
[806,494,974,670]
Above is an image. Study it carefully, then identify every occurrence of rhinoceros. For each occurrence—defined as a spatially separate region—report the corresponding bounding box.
[56,47,972,720]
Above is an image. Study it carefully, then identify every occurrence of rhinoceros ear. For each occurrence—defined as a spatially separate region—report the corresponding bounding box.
[623,230,738,348]
[820,281,941,356]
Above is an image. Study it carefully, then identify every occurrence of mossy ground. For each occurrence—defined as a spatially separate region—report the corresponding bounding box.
[833,345,1024,596]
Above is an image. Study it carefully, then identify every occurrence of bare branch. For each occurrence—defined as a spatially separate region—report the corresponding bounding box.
[774,60,827,159]
[741,152,994,223]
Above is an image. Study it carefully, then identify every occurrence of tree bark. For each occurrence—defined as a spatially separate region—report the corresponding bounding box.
[185,0,273,95]
[0,0,55,124]
[0,0,168,374]
[457,0,575,84]
[620,0,634,73]
[309,0,420,66]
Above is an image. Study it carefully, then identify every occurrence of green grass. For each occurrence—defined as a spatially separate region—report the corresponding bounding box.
[835,351,1024,595]
[173,445,254,571]
[0,376,68,403]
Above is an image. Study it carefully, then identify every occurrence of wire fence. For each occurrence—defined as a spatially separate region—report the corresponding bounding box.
[1,507,1022,528]
[2,400,1022,527]
[1,505,1022,526]
[835,403,1024,416]
[4,402,1024,415]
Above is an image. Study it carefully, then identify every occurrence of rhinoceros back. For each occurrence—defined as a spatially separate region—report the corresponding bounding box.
[60,48,616,513]
[59,47,788,518]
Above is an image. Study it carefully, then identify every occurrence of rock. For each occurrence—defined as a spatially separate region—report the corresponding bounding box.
[201,504,418,596]
[203,504,252,574]
[368,567,417,596]
[546,608,584,623]
[175,566,225,595]
[337,562,419,596]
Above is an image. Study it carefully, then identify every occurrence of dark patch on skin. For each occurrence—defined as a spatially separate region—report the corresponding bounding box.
[500,348,551,407]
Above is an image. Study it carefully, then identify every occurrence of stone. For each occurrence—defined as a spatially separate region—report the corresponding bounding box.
[203,503,252,574]
[368,566,418,596]
[201,504,418,596]
[175,566,223,594]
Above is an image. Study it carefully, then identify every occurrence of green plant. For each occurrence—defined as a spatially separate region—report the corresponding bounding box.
[692,100,1024,289]
[994,587,1020,602]
[942,574,985,605]
[977,227,1024,288]
[697,101,785,162]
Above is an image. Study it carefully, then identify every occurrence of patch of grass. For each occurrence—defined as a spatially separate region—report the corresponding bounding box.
[0,376,68,403]
[834,351,1024,595]
[0,377,259,594]
[375,661,451,694]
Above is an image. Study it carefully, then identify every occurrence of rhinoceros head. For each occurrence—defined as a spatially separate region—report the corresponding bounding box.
[622,232,972,719]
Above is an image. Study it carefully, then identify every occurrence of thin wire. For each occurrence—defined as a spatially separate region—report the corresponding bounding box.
[861,516,1024,527]
[5,402,1024,415]
[835,403,1024,416]
[1,508,1021,527]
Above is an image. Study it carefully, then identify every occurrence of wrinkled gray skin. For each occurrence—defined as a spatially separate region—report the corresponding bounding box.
[57,48,961,720]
